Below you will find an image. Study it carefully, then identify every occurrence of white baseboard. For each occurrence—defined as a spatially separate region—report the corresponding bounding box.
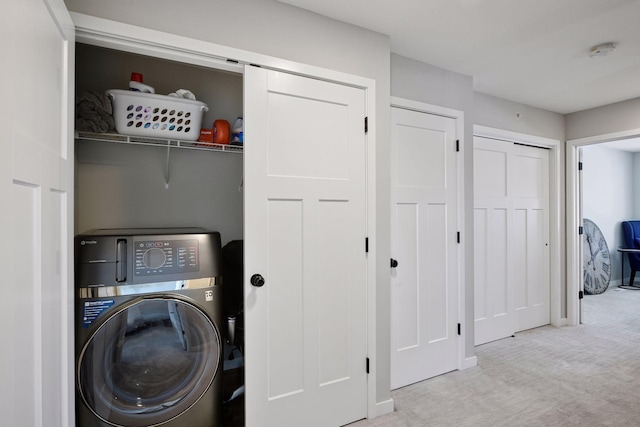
[461,356,477,370]
[553,318,568,327]
[374,398,394,417]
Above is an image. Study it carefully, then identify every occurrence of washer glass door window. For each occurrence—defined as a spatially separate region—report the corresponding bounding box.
[78,297,220,427]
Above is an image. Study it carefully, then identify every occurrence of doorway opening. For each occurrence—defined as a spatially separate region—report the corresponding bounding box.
[567,130,640,324]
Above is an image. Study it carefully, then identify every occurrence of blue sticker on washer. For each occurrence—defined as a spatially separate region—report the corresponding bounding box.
[82,300,115,328]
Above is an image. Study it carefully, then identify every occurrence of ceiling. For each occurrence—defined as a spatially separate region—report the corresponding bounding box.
[278,0,640,115]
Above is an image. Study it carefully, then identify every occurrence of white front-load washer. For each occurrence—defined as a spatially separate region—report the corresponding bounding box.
[74,228,223,427]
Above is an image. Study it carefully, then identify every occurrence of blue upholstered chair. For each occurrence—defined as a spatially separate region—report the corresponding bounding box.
[622,221,640,286]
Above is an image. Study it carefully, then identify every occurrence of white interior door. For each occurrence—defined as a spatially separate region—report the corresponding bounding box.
[474,137,550,345]
[244,66,368,427]
[390,106,459,390]
[1,1,74,426]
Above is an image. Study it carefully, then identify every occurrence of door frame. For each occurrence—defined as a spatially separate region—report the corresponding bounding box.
[390,96,471,370]
[70,12,380,420]
[474,126,563,327]
[566,127,640,325]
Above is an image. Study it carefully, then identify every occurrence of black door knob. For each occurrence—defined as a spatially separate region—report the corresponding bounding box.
[390,258,399,268]
[250,274,265,287]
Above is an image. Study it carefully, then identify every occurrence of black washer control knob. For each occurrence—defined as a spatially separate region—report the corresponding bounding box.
[144,248,167,269]
[251,274,265,287]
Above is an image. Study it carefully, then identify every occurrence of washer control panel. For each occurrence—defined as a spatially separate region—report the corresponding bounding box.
[134,238,199,276]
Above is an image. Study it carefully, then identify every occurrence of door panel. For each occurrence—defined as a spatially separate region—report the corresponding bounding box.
[423,203,448,342]
[266,199,304,399]
[513,209,529,310]
[1,1,73,426]
[474,204,511,345]
[394,203,419,350]
[10,184,39,427]
[396,126,446,188]
[473,137,550,345]
[266,93,350,179]
[244,67,367,427]
[317,200,351,386]
[391,107,458,390]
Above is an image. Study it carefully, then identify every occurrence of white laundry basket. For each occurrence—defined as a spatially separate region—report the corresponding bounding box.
[107,89,208,141]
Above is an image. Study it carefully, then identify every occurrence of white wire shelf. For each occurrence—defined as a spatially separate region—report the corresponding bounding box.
[75,131,243,189]
[75,131,244,154]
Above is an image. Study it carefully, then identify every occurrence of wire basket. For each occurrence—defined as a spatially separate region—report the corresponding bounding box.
[107,89,208,141]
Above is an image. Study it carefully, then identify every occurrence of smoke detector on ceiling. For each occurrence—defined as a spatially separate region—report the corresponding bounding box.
[589,42,616,58]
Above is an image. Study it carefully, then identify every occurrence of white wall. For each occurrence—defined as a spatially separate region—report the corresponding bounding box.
[65,0,394,406]
[582,145,635,285]
[566,97,640,141]
[474,93,565,140]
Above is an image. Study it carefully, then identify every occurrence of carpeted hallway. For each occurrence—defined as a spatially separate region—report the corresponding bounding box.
[351,285,640,426]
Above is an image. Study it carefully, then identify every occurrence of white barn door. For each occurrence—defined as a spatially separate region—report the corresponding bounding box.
[1,1,74,426]
[474,137,550,345]
[390,106,459,390]
[243,67,368,427]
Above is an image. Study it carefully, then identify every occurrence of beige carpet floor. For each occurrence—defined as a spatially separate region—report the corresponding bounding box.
[351,285,640,427]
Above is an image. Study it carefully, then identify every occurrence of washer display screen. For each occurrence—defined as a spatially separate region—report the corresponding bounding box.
[134,239,199,276]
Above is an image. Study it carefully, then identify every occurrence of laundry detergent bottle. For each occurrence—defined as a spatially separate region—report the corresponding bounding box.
[213,119,230,144]
[129,72,155,93]
[231,117,243,144]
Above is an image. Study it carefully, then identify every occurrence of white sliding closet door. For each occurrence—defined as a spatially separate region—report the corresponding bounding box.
[473,137,513,345]
[243,66,368,427]
[513,144,550,332]
[474,137,550,346]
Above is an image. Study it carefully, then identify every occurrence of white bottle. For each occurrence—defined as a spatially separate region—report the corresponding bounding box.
[231,117,243,144]
[129,72,155,94]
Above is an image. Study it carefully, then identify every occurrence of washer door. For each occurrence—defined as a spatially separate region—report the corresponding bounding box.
[78,297,220,427]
